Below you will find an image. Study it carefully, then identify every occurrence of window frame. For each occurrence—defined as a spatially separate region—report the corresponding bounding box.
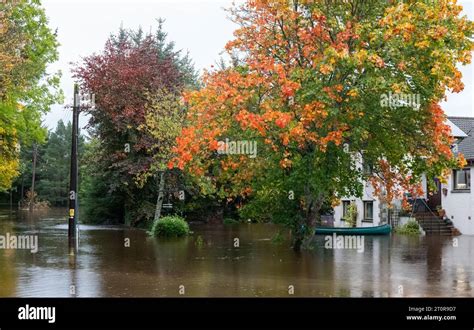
[362,160,374,176]
[453,168,471,191]
[363,201,374,222]
[342,200,351,221]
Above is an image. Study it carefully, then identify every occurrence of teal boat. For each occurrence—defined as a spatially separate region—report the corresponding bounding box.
[314,224,391,235]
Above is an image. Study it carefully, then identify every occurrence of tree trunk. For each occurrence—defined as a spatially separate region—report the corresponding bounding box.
[154,171,166,222]
[29,143,37,212]
[20,176,24,208]
[293,236,303,252]
[292,191,324,252]
[9,188,13,214]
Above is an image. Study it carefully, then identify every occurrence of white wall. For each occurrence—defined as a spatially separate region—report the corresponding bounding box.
[441,166,474,235]
[333,183,382,227]
[333,152,385,227]
[332,153,426,228]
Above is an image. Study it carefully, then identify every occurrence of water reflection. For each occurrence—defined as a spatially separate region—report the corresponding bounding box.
[0,208,472,297]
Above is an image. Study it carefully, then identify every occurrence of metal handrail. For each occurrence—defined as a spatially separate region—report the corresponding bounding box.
[409,198,440,219]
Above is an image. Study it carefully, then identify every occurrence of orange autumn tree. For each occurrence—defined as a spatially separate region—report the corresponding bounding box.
[170,0,473,251]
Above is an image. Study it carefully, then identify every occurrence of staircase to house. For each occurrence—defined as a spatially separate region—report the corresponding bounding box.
[414,212,455,236]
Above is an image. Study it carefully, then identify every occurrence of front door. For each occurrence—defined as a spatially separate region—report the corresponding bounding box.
[427,178,442,212]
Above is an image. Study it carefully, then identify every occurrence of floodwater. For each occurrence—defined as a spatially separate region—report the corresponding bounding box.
[0,208,472,297]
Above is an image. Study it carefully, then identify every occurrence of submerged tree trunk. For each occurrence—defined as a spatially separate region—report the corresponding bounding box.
[9,188,13,214]
[154,171,165,222]
[292,191,324,253]
[20,176,24,209]
[293,236,303,252]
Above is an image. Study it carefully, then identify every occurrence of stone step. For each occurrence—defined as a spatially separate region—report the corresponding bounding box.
[414,214,442,217]
[423,228,452,233]
[424,228,454,231]
[415,216,443,220]
[423,228,453,231]
[425,230,452,232]
[396,219,455,234]
[416,218,448,222]
[415,214,455,235]
[424,232,453,235]
[420,223,452,227]
[417,220,446,224]
[423,227,453,232]
[418,223,452,227]
[418,223,451,227]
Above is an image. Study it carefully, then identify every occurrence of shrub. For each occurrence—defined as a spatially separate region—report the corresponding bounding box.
[395,220,421,236]
[150,215,190,237]
[223,217,240,225]
[346,202,358,228]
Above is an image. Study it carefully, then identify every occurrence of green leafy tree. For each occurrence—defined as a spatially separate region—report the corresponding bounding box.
[80,138,126,224]
[0,0,62,191]
[36,120,85,206]
[10,120,84,207]
[137,90,186,221]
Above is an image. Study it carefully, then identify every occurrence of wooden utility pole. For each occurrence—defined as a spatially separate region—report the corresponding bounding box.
[68,84,80,241]
[29,143,38,212]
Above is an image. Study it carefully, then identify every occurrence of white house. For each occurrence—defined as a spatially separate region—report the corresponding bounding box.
[332,116,474,235]
[440,117,474,235]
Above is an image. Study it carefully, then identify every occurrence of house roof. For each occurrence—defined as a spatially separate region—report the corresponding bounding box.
[448,117,474,161]
[446,119,468,138]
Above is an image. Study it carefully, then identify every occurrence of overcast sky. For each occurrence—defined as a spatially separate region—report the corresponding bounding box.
[42,0,473,130]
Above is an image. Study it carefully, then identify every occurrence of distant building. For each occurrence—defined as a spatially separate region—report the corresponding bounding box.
[332,116,474,235]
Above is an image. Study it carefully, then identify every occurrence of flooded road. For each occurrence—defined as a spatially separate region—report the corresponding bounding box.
[0,208,472,297]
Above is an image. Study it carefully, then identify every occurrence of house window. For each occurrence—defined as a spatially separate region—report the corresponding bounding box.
[363,201,373,222]
[453,169,470,190]
[362,159,374,175]
[342,201,351,221]
[452,143,459,153]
